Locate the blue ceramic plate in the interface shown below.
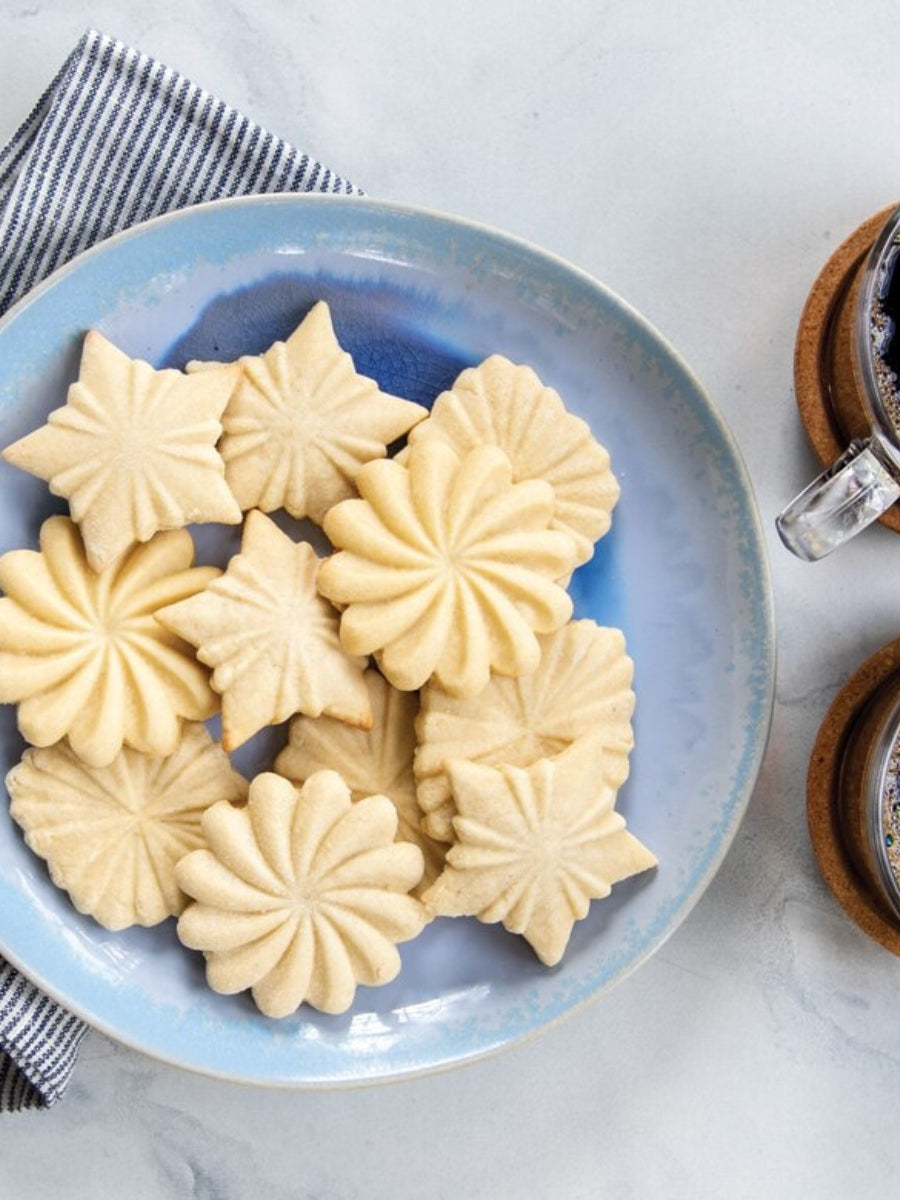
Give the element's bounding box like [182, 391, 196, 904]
[0, 196, 774, 1086]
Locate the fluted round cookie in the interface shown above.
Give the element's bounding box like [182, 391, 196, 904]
[188, 300, 427, 524]
[2, 330, 241, 572]
[275, 668, 445, 893]
[403, 354, 619, 569]
[317, 440, 579, 698]
[176, 770, 426, 1017]
[422, 736, 656, 967]
[6, 724, 248, 931]
[415, 620, 635, 842]
[0, 516, 221, 767]
[157, 510, 371, 752]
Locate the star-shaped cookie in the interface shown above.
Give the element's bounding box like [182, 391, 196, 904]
[2, 330, 242, 571]
[157, 509, 372, 751]
[193, 300, 427, 524]
[422, 736, 656, 966]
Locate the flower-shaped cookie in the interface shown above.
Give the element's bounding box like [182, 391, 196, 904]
[176, 770, 426, 1016]
[423, 737, 656, 966]
[6, 724, 248, 930]
[317, 440, 578, 697]
[275, 669, 445, 892]
[415, 620, 635, 841]
[403, 354, 620, 568]
[192, 300, 427, 524]
[2, 330, 242, 571]
[157, 509, 371, 751]
[0, 516, 220, 766]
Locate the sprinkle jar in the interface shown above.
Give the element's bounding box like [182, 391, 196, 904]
[839, 677, 900, 924]
[808, 636, 900, 953]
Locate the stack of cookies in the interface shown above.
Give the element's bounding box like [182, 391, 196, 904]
[0, 299, 655, 1019]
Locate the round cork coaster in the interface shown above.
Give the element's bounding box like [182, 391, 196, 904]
[793, 203, 900, 533]
[807, 637, 900, 954]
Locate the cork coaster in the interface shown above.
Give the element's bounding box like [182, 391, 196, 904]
[807, 637, 900, 954]
[793, 203, 900, 532]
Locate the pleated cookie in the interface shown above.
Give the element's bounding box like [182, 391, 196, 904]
[0, 516, 221, 767]
[422, 736, 656, 966]
[403, 354, 619, 569]
[2, 330, 241, 572]
[6, 724, 248, 931]
[415, 620, 635, 842]
[188, 300, 427, 524]
[317, 439, 579, 697]
[176, 770, 426, 1016]
[275, 668, 445, 893]
[157, 509, 371, 751]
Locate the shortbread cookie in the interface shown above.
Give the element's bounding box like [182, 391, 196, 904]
[275, 669, 444, 892]
[317, 440, 579, 697]
[422, 737, 656, 966]
[0, 516, 220, 767]
[188, 300, 427, 524]
[415, 620, 635, 841]
[176, 770, 426, 1016]
[402, 354, 619, 569]
[2, 330, 242, 571]
[6, 724, 247, 931]
[157, 509, 371, 751]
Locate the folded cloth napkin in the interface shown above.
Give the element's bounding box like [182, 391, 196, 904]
[0, 27, 359, 1111]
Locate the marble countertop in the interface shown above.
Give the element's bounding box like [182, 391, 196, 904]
[1, 2, 898, 1196]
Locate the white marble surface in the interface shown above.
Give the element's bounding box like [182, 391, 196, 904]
[1, 2, 899, 1196]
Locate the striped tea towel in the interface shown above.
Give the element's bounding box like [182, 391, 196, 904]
[0, 27, 359, 1111]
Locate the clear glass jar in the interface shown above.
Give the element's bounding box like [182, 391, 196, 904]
[839, 676, 900, 924]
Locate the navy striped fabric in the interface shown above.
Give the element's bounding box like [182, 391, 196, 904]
[0, 28, 358, 1110]
[0, 27, 358, 318]
[0, 962, 87, 1111]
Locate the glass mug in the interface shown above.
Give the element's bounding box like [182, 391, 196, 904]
[777, 204, 900, 560]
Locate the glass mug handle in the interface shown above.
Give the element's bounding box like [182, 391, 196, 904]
[776, 436, 900, 560]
